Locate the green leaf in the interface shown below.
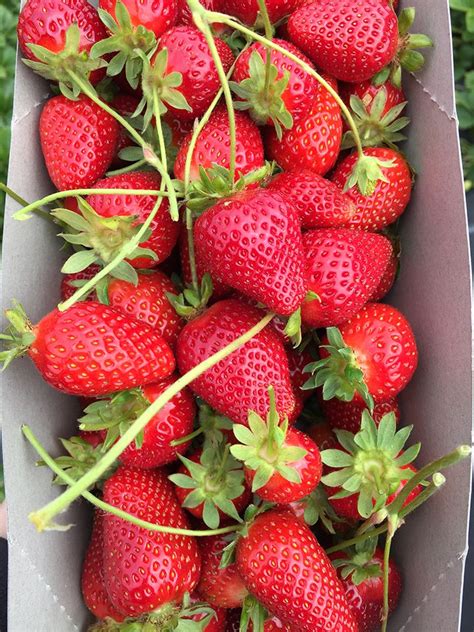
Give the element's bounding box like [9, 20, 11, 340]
[61, 250, 98, 274]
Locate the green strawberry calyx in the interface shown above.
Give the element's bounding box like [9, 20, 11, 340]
[240, 595, 269, 632]
[331, 537, 383, 585]
[302, 327, 374, 410]
[374, 8, 433, 89]
[342, 88, 410, 151]
[167, 273, 215, 319]
[0, 301, 36, 369]
[230, 386, 307, 493]
[293, 486, 342, 533]
[230, 50, 293, 140]
[321, 411, 421, 519]
[169, 439, 247, 529]
[24, 24, 106, 100]
[345, 153, 395, 197]
[91, 0, 157, 90]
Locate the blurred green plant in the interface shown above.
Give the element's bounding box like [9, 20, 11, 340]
[451, 0, 474, 190]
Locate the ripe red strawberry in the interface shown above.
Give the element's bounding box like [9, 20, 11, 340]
[102, 467, 201, 616]
[82, 510, 125, 621]
[178, 0, 223, 25]
[301, 229, 393, 328]
[288, 0, 398, 83]
[220, 0, 301, 25]
[330, 545, 402, 632]
[267, 170, 356, 229]
[321, 397, 400, 434]
[232, 39, 318, 134]
[305, 303, 417, 406]
[265, 76, 342, 176]
[17, 0, 107, 87]
[39, 95, 120, 191]
[287, 346, 315, 402]
[110, 93, 140, 165]
[369, 248, 398, 301]
[330, 148, 412, 231]
[340, 81, 406, 127]
[171, 444, 252, 528]
[307, 422, 338, 452]
[180, 231, 231, 300]
[107, 270, 183, 348]
[86, 171, 180, 268]
[194, 189, 306, 315]
[80, 376, 196, 469]
[99, 0, 178, 38]
[174, 105, 265, 183]
[156, 26, 234, 121]
[60, 264, 101, 302]
[0, 301, 175, 396]
[231, 393, 322, 503]
[176, 299, 297, 426]
[236, 508, 357, 631]
[196, 535, 249, 608]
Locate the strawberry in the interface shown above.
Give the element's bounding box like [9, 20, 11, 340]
[231, 39, 318, 136]
[188, 598, 228, 632]
[152, 26, 234, 121]
[174, 105, 265, 183]
[107, 270, 183, 348]
[61, 264, 101, 302]
[321, 397, 401, 434]
[82, 510, 125, 621]
[178, 0, 223, 25]
[341, 82, 406, 122]
[196, 535, 249, 608]
[369, 247, 398, 301]
[80, 376, 196, 469]
[176, 299, 297, 426]
[220, 0, 301, 26]
[0, 301, 175, 396]
[180, 230, 231, 301]
[307, 422, 338, 452]
[236, 508, 357, 631]
[287, 346, 315, 402]
[110, 93, 140, 165]
[301, 229, 393, 328]
[102, 467, 201, 617]
[330, 148, 412, 232]
[322, 411, 422, 520]
[305, 303, 418, 407]
[231, 387, 322, 503]
[39, 95, 120, 191]
[99, 0, 178, 38]
[17, 0, 106, 90]
[265, 76, 342, 176]
[194, 188, 307, 315]
[287, 0, 399, 83]
[170, 443, 252, 528]
[267, 170, 357, 230]
[330, 542, 402, 632]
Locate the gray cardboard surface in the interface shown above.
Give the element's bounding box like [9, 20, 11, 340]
[1, 0, 472, 631]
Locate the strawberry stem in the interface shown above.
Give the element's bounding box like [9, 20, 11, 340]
[106, 158, 148, 177]
[22, 425, 240, 537]
[28, 312, 274, 531]
[171, 426, 204, 447]
[381, 520, 395, 632]
[152, 87, 169, 175]
[0, 183, 52, 222]
[256, 0, 274, 97]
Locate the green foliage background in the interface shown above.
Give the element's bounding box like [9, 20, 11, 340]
[0, 3, 473, 230]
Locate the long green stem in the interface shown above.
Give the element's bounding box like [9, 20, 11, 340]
[185, 206, 199, 291]
[188, 0, 237, 184]
[0, 183, 52, 222]
[381, 521, 395, 632]
[107, 159, 147, 177]
[153, 88, 169, 175]
[29, 312, 274, 531]
[257, 0, 274, 96]
[59, 194, 164, 310]
[23, 426, 239, 537]
[171, 426, 204, 447]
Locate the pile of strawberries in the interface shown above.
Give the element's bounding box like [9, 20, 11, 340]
[2, 0, 468, 631]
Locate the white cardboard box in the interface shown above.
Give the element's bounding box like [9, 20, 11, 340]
[1, 0, 473, 630]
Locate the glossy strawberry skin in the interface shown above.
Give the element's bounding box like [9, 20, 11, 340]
[60, 264, 101, 302]
[330, 148, 412, 231]
[107, 270, 183, 348]
[307, 422, 338, 452]
[174, 105, 265, 183]
[220, 0, 301, 25]
[180, 230, 231, 300]
[30, 301, 175, 396]
[233, 39, 318, 126]
[321, 302, 418, 403]
[265, 76, 342, 176]
[194, 189, 307, 316]
[330, 548, 402, 632]
[236, 508, 357, 631]
[119, 377, 196, 469]
[340, 80, 406, 130]
[288, 0, 399, 83]
[157, 26, 234, 121]
[301, 229, 393, 328]
[177, 0, 223, 25]
[267, 170, 356, 229]
[321, 397, 400, 434]
[103, 467, 201, 617]
[176, 299, 297, 426]
[81, 511, 125, 621]
[17, 0, 107, 84]
[39, 95, 120, 191]
[87, 172, 180, 268]
[370, 250, 398, 301]
[174, 450, 252, 522]
[245, 428, 322, 504]
[197, 535, 249, 608]
[99, 0, 178, 38]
